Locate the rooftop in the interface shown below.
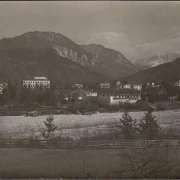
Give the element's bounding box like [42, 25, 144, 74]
[34, 77, 47, 80]
[23, 76, 49, 81]
[100, 83, 110, 88]
[115, 88, 141, 95]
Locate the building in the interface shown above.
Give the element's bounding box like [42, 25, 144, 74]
[74, 84, 84, 89]
[110, 93, 141, 106]
[133, 84, 142, 91]
[175, 79, 180, 86]
[70, 90, 98, 111]
[99, 82, 110, 89]
[0, 82, 8, 94]
[77, 89, 97, 100]
[23, 76, 50, 90]
[123, 84, 131, 89]
[98, 88, 141, 106]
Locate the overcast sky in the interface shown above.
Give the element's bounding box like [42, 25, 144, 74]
[0, 1, 180, 60]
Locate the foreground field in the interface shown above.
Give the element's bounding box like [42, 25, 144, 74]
[0, 148, 180, 178]
[0, 110, 180, 139]
[0, 148, 120, 178]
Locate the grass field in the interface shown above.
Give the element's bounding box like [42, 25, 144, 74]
[0, 148, 121, 178]
[1, 109, 180, 178]
[0, 147, 180, 178]
[0, 110, 180, 139]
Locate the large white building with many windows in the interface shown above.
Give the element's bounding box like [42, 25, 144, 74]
[23, 77, 50, 89]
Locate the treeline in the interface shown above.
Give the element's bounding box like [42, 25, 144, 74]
[0, 81, 56, 107]
[141, 81, 180, 102]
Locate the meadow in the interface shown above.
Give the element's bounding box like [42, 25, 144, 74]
[0, 147, 180, 178]
[0, 110, 180, 139]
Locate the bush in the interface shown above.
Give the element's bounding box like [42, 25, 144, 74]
[108, 104, 121, 112]
[107, 103, 138, 112]
[136, 100, 151, 111]
[123, 103, 138, 110]
[156, 103, 166, 111]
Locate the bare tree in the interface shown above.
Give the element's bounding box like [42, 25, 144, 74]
[116, 140, 180, 178]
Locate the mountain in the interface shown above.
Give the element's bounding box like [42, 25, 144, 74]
[123, 57, 180, 83]
[134, 53, 180, 70]
[81, 44, 138, 78]
[0, 35, 110, 85]
[0, 31, 137, 84]
[0, 31, 96, 68]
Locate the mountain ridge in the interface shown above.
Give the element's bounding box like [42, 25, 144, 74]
[0, 46, 110, 86]
[134, 52, 180, 70]
[123, 57, 180, 83]
[81, 44, 138, 78]
[0, 31, 137, 84]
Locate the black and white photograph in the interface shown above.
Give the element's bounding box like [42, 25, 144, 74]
[0, 1, 180, 179]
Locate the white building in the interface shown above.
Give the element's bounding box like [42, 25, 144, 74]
[23, 77, 50, 90]
[123, 84, 131, 89]
[133, 84, 142, 91]
[100, 82, 110, 89]
[110, 93, 141, 106]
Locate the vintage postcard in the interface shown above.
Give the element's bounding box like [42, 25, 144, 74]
[0, 1, 180, 179]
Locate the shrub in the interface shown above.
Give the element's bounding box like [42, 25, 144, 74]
[156, 103, 166, 111]
[136, 100, 150, 111]
[108, 104, 121, 112]
[123, 103, 138, 110]
[39, 115, 57, 140]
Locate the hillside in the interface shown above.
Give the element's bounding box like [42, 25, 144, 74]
[134, 53, 180, 70]
[0, 47, 110, 86]
[0, 31, 137, 84]
[124, 57, 180, 83]
[0, 31, 96, 68]
[81, 44, 138, 78]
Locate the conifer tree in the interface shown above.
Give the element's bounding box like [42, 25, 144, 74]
[139, 109, 159, 140]
[118, 111, 137, 140]
[40, 115, 57, 140]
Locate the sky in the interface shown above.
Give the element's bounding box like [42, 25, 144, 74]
[0, 1, 180, 60]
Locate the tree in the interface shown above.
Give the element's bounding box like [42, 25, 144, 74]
[58, 91, 67, 107]
[117, 111, 137, 140]
[139, 109, 159, 140]
[0, 88, 9, 105]
[40, 115, 57, 140]
[117, 141, 180, 178]
[6, 80, 17, 104]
